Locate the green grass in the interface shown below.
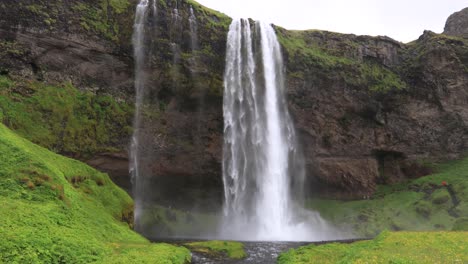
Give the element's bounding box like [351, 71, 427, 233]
[102, 243, 190, 264]
[0, 123, 190, 263]
[184, 240, 247, 259]
[278, 231, 468, 264]
[308, 157, 468, 237]
[0, 76, 132, 158]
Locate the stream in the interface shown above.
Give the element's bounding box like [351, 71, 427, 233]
[190, 241, 307, 264]
[154, 239, 367, 264]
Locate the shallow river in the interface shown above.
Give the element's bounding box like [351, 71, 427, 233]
[190, 241, 307, 264]
[154, 239, 365, 264]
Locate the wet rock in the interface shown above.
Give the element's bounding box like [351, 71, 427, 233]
[315, 158, 378, 199]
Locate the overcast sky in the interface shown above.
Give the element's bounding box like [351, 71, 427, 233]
[195, 0, 467, 43]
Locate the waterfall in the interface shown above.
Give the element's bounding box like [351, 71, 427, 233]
[189, 6, 199, 52]
[222, 19, 334, 241]
[171, 0, 180, 25]
[130, 0, 159, 231]
[130, 0, 149, 231]
[152, 0, 157, 16]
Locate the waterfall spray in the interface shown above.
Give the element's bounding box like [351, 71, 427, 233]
[222, 19, 335, 241]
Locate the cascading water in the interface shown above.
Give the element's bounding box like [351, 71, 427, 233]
[189, 6, 199, 52]
[152, 0, 157, 16]
[222, 19, 335, 241]
[130, 0, 149, 231]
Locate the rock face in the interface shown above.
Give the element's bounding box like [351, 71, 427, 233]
[0, 1, 467, 206]
[278, 28, 468, 198]
[444, 7, 468, 38]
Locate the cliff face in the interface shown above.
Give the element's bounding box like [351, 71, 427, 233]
[444, 7, 468, 38]
[278, 29, 468, 198]
[0, 1, 467, 207]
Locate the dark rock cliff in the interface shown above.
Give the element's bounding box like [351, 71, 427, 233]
[444, 7, 468, 38]
[277, 29, 468, 199]
[0, 1, 467, 207]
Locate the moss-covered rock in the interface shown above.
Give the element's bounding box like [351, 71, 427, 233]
[0, 75, 133, 159]
[307, 156, 468, 237]
[184, 240, 246, 259]
[452, 217, 468, 231]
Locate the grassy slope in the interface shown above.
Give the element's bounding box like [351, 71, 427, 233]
[307, 157, 468, 237]
[0, 124, 189, 263]
[278, 231, 468, 264]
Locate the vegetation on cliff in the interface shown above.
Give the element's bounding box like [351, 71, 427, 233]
[0, 75, 133, 158]
[0, 123, 190, 263]
[308, 156, 468, 237]
[276, 28, 408, 93]
[278, 231, 468, 264]
[12, 0, 134, 43]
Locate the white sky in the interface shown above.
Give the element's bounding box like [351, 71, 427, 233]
[196, 0, 468, 43]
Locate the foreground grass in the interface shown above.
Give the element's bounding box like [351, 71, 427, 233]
[278, 231, 468, 264]
[308, 157, 468, 237]
[184, 241, 247, 259]
[0, 124, 189, 263]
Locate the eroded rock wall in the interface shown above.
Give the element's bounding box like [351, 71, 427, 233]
[1, 1, 467, 204]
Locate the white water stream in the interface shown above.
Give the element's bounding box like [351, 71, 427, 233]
[222, 19, 334, 241]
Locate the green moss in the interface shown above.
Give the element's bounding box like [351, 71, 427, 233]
[24, 3, 58, 29]
[72, 0, 131, 42]
[108, 0, 130, 14]
[186, 0, 231, 30]
[432, 189, 450, 205]
[138, 205, 220, 238]
[415, 200, 432, 217]
[0, 76, 133, 158]
[184, 241, 246, 259]
[276, 29, 408, 93]
[308, 156, 468, 237]
[0, 41, 26, 57]
[0, 124, 190, 263]
[26, 4, 50, 18]
[359, 63, 407, 92]
[0, 75, 13, 89]
[452, 218, 468, 231]
[278, 231, 468, 264]
[276, 30, 353, 71]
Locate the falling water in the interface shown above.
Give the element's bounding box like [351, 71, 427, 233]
[130, 0, 150, 231]
[152, 0, 157, 16]
[189, 6, 199, 52]
[222, 19, 334, 241]
[171, 0, 180, 25]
